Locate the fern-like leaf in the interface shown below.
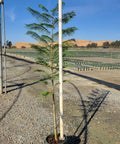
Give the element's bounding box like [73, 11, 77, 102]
[39, 4, 48, 12]
[26, 31, 47, 43]
[26, 23, 50, 35]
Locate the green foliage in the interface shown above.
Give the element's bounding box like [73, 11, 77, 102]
[26, 3, 77, 42]
[26, 1, 77, 86]
[87, 43, 97, 48]
[39, 80, 49, 85]
[86, 44, 91, 48]
[103, 41, 110, 48]
[110, 40, 120, 48]
[41, 90, 52, 97]
[6, 40, 12, 48]
[67, 50, 120, 59]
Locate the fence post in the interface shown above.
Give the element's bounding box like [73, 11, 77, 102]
[0, 3, 3, 94]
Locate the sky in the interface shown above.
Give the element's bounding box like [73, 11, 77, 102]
[2, 0, 120, 44]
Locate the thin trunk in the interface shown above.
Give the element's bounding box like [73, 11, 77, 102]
[51, 19, 58, 141]
[51, 57, 58, 141]
[52, 79, 58, 141]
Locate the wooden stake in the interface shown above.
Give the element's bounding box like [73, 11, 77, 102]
[59, 0, 64, 140]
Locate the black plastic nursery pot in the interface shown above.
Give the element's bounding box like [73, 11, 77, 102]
[45, 134, 67, 144]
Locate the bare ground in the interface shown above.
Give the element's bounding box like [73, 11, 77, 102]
[0, 55, 120, 144]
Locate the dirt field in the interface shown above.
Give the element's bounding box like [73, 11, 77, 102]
[0, 55, 120, 144]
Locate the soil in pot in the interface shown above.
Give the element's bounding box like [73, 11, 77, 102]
[46, 134, 66, 144]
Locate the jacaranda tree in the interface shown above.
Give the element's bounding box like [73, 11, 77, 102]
[26, 1, 77, 142]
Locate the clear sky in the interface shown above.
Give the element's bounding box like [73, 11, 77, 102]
[2, 0, 120, 44]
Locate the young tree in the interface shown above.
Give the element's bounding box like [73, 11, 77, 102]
[26, 2, 77, 142]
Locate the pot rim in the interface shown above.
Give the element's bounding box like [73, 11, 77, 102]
[45, 133, 67, 144]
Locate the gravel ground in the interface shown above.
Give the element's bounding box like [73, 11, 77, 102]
[0, 55, 120, 144]
[0, 57, 52, 144]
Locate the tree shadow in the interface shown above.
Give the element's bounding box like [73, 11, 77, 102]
[69, 82, 109, 144]
[0, 84, 23, 122]
[6, 81, 38, 93]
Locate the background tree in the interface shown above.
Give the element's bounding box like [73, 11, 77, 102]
[111, 40, 120, 48]
[103, 40, 120, 49]
[6, 40, 12, 48]
[91, 43, 97, 48]
[110, 42, 115, 48]
[26, 2, 77, 142]
[103, 41, 110, 48]
[87, 44, 91, 48]
[114, 40, 119, 48]
[87, 43, 97, 48]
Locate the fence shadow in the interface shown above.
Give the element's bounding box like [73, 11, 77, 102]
[6, 54, 35, 64]
[64, 69, 120, 90]
[68, 82, 109, 144]
[6, 76, 50, 93]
